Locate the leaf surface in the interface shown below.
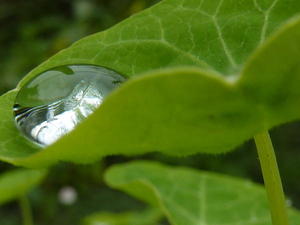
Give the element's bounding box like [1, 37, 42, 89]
[18, 0, 300, 79]
[105, 161, 300, 225]
[0, 91, 38, 164]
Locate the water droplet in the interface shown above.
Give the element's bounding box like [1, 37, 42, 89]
[14, 65, 125, 147]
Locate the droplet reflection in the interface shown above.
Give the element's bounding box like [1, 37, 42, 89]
[14, 65, 125, 147]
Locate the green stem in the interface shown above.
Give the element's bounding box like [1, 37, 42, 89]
[254, 131, 289, 225]
[19, 195, 33, 225]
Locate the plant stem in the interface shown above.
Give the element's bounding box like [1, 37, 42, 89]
[19, 195, 33, 225]
[254, 131, 289, 225]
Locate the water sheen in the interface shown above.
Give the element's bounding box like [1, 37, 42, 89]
[14, 65, 125, 147]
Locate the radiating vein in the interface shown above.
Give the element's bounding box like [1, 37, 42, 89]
[213, 18, 237, 68]
[214, 0, 225, 16]
[259, 0, 279, 44]
[253, 0, 263, 13]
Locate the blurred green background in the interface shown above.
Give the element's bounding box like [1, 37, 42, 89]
[0, 0, 299, 225]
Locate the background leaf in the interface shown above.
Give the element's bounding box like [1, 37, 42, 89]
[0, 169, 46, 205]
[105, 161, 300, 225]
[82, 208, 163, 225]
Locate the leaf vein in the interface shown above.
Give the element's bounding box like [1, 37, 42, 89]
[213, 18, 237, 68]
[259, 0, 279, 44]
[90, 39, 211, 69]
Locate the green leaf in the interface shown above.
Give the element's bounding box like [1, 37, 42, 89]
[18, 0, 300, 79]
[82, 208, 163, 225]
[237, 15, 300, 127]
[0, 91, 39, 164]
[1, 0, 300, 167]
[105, 161, 300, 225]
[0, 169, 46, 205]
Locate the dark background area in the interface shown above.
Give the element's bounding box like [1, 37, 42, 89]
[0, 0, 299, 225]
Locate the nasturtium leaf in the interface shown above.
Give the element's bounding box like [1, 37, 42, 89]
[18, 0, 300, 80]
[1, 0, 300, 167]
[105, 161, 300, 225]
[0, 91, 39, 163]
[238, 16, 300, 127]
[0, 169, 46, 205]
[82, 208, 163, 225]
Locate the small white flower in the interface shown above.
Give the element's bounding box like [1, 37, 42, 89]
[58, 186, 78, 205]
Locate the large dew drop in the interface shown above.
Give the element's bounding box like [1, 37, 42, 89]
[14, 65, 125, 147]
